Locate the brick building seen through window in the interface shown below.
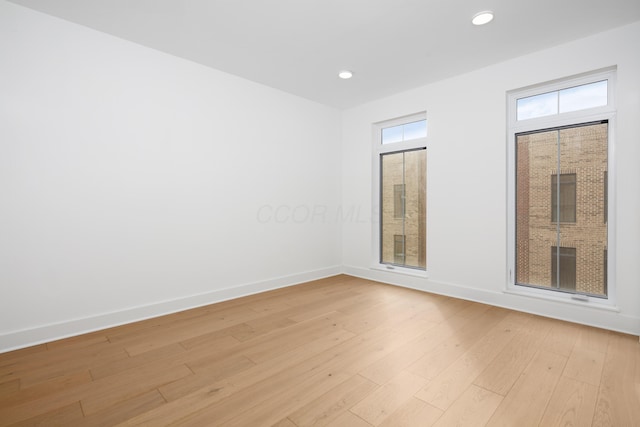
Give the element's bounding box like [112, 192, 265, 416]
[516, 122, 607, 296]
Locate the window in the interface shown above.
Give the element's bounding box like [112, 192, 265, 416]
[516, 80, 608, 120]
[373, 113, 427, 272]
[380, 149, 426, 269]
[508, 69, 614, 301]
[551, 173, 576, 222]
[382, 119, 427, 144]
[551, 247, 576, 290]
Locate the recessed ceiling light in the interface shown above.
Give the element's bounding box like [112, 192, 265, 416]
[338, 70, 353, 79]
[472, 11, 494, 26]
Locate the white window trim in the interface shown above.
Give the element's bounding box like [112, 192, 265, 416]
[506, 68, 617, 308]
[372, 112, 428, 277]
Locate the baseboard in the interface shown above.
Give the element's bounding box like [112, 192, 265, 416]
[3, 263, 636, 354]
[341, 265, 640, 337]
[0, 266, 342, 353]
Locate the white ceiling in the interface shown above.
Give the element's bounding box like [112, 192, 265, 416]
[8, 0, 640, 109]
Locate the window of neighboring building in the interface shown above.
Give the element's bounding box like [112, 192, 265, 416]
[373, 113, 427, 273]
[551, 173, 576, 222]
[508, 68, 615, 302]
[394, 235, 406, 264]
[551, 247, 576, 290]
[394, 184, 405, 218]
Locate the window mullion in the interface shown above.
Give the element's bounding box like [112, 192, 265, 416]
[556, 130, 561, 289]
[402, 152, 406, 265]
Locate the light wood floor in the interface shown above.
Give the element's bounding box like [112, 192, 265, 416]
[1, 275, 639, 426]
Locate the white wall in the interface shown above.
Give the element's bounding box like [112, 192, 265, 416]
[342, 21, 640, 335]
[0, 1, 342, 352]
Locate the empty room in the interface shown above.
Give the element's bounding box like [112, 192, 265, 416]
[1, 0, 639, 425]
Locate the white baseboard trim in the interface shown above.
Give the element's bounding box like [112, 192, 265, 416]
[342, 265, 640, 337]
[0, 266, 342, 354]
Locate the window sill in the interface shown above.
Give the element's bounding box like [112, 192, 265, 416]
[504, 286, 619, 313]
[371, 264, 428, 279]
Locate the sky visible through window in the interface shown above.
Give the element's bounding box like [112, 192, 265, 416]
[382, 119, 427, 144]
[517, 80, 607, 120]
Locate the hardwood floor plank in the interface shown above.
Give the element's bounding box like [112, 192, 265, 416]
[121, 306, 260, 356]
[187, 353, 255, 377]
[485, 350, 567, 426]
[9, 401, 84, 427]
[278, 289, 365, 323]
[0, 379, 20, 397]
[326, 411, 373, 427]
[244, 294, 295, 315]
[408, 307, 508, 381]
[89, 343, 186, 381]
[575, 325, 611, 354]
[159, 328, 355, 402]
[240, 314, 345, 364]
[562, 346, 605, 387]
[358, 321, 454, 385]
[378, 397, 442, 427]
[226, 315, 298, 342]
[179, 327, 242, 351]
[115, 380, 237, 426]
[0, 384, 89, 427]
[592, 332, 640, 426]
[335, 299, 422, 335]
[539, 376, 598, 427]
[540, 320, 581, 357]
[164, 356, 350, 425]
[287, 374, 377, 427]
[350, 370, 428, 426]
[1, 340, 128, 388]
[78, 390, 166, 427]
[271, 418, 298, 427]
[415, 316, 518, 411]
[430, 384, 502, 427]
[473, 314, 552, 396]
[0, 345, 47, 367]
[0, 369, 92, 410]
[79, 361, 192, 415]
[214, 370, 353, 427]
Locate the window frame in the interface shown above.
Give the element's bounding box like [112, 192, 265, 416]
[372, 112, 428, 277]
[506, 68, 616, 307]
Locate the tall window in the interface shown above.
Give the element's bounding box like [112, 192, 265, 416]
[374, 113, 427, 272]
[508, 69, 614, 301]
